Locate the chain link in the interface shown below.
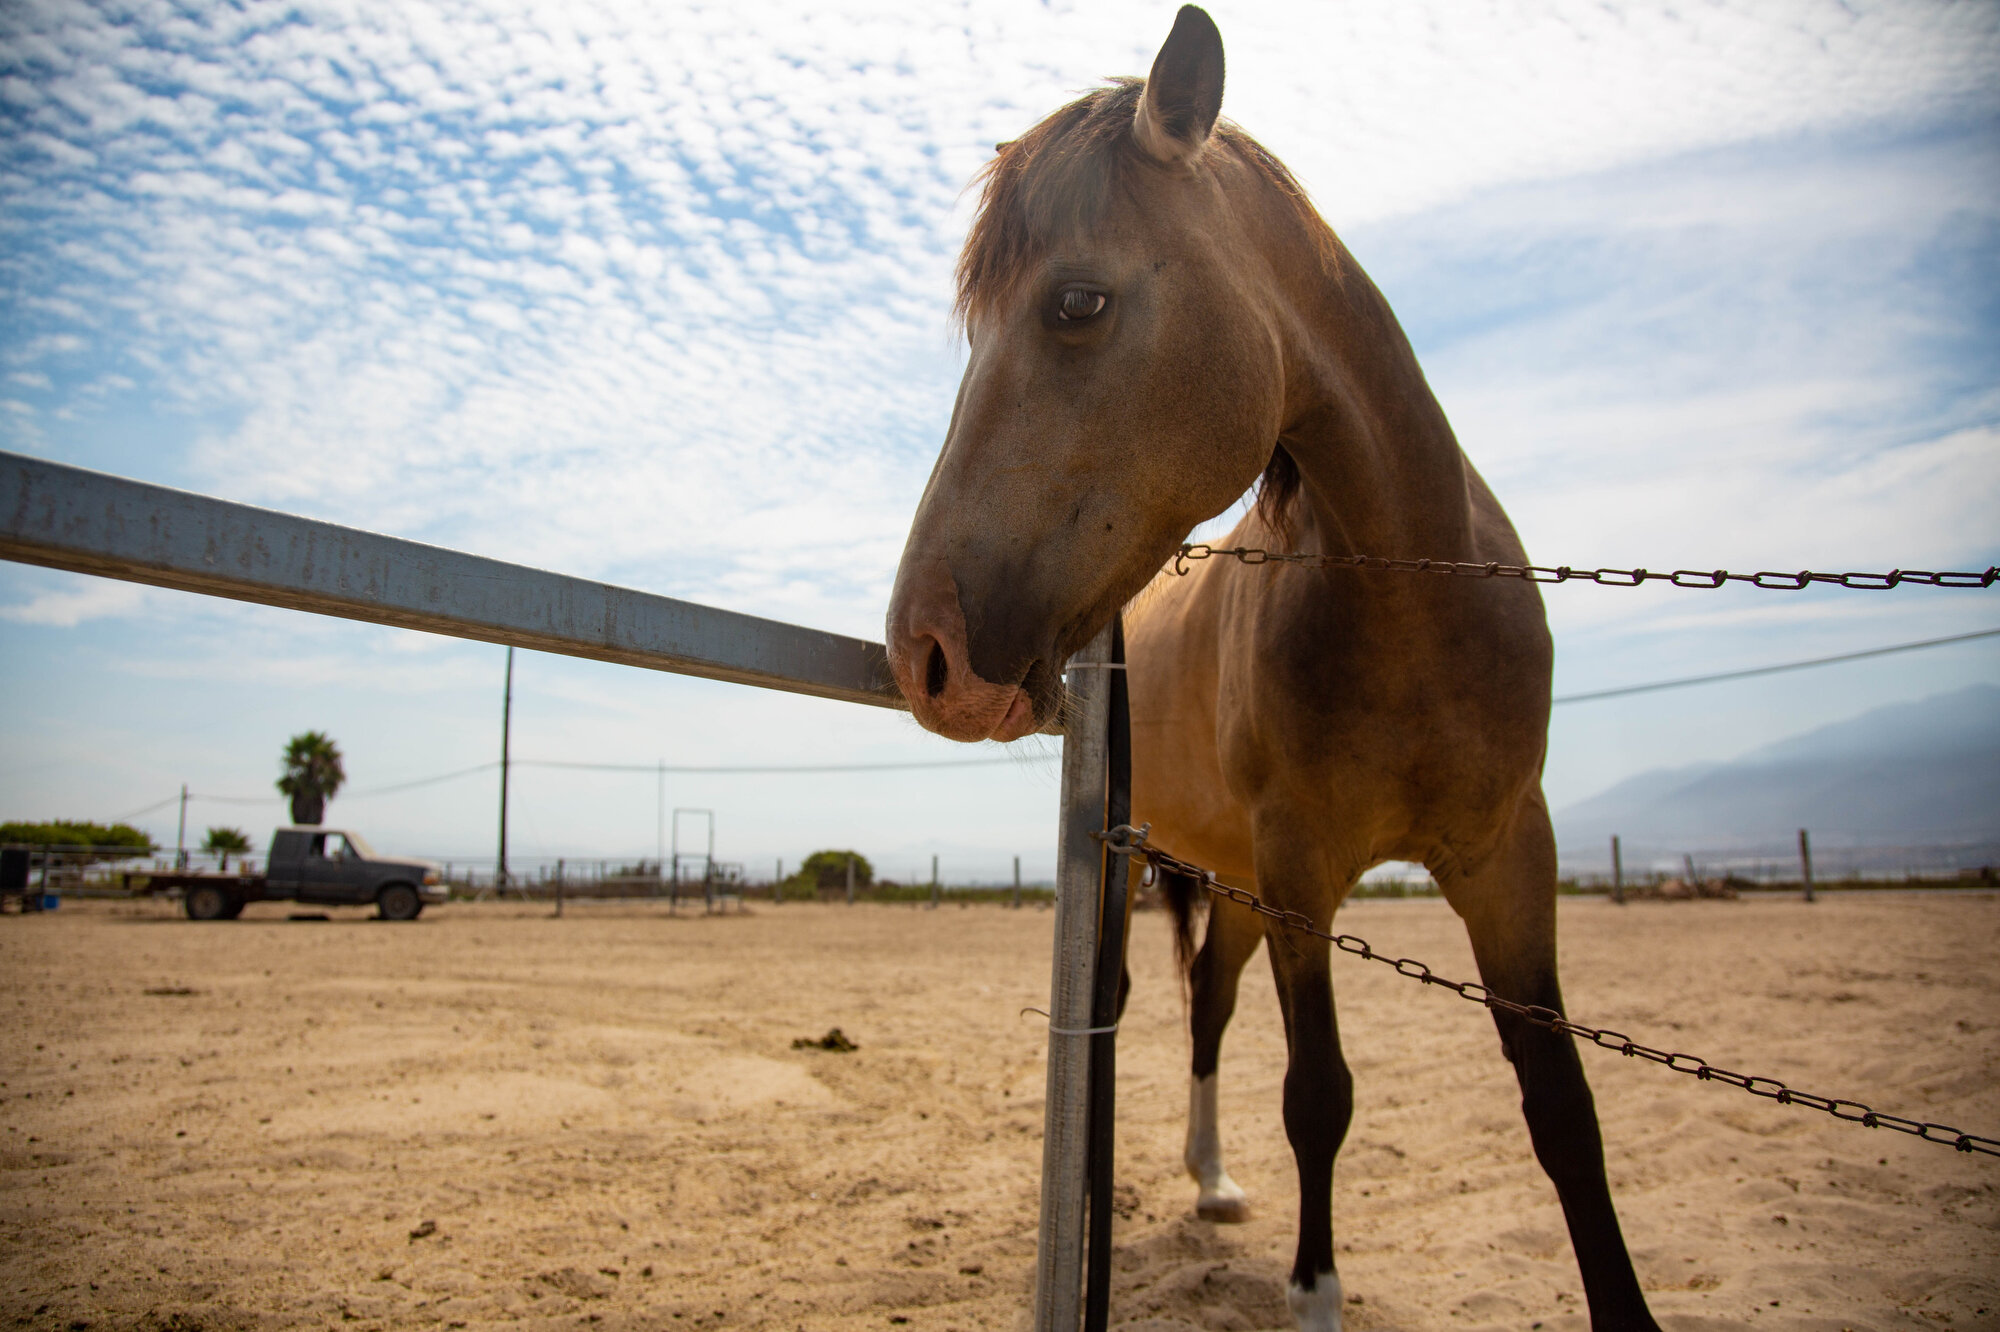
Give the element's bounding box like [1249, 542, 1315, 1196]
[1095, 824, 1999, 1158]
[1173, 544, 2000, 590]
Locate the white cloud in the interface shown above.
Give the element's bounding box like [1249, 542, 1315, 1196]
[0, 576, 147, 626]
[1, 0, 1996, 864]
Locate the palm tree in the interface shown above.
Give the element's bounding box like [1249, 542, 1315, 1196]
[277, 731, 346, 825]
[201, 826, 252, 871]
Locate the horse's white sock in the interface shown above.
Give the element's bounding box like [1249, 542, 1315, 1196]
[1287, 1271, 1344, 1332]
[1185, 1072, 1249, 1221]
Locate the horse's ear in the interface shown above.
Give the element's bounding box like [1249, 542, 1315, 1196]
[1134, 5, 1225, 164]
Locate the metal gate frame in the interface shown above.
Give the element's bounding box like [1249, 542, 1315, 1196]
[1, 448, 1112, 1329]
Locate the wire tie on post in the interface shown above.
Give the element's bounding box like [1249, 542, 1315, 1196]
[1019, 1006, 1120, 1037]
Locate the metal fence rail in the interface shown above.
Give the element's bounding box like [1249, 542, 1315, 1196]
[1, 450, 901, 711]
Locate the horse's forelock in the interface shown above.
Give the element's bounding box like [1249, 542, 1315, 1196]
[954, 80, 1147, 328]
[953, 79, 1339, 334]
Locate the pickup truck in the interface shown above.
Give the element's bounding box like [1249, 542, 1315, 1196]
[147, 828, 445, 921]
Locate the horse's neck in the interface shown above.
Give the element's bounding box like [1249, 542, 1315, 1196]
[1273, 237, 1475, 562]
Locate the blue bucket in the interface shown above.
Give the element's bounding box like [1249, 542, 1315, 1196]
[38, 895, 58, 911]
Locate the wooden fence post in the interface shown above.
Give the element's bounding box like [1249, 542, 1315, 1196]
[1799, 828, 1815, 903]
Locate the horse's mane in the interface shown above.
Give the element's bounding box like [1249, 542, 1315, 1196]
[955, 77, 1325, 537]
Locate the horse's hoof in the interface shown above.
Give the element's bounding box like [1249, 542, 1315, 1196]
[1288, 1273, 1344, 1332]
[1195, 1194, 1251, 1223]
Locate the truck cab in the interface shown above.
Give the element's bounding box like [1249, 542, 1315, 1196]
[265, 827, 444, 919]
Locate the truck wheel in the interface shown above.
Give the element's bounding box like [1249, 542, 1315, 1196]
[185, 884, 232, 921]
[377, 884, 422, 921]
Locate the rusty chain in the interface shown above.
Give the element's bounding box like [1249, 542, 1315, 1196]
[1173, 543, 2000, 590]
[1095, 824, 1999, 1158]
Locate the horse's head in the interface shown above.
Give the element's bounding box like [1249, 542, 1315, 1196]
[888, 6, 1309, 741]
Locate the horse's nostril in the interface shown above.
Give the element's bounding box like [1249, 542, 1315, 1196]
[925, 641, 949, 698]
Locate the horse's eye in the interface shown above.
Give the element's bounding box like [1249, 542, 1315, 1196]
[1057, 288, 1107, 322]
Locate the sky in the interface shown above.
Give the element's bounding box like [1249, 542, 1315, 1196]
[2, 0, 1997, 882]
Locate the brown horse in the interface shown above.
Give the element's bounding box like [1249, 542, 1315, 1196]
[885, 8, 1660, 1329]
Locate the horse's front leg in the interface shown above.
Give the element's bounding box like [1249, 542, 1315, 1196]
[1446, 794, 1661, 1331]
[1257, 842, 1354, 1332]
[1185, 894, 1262, 1221]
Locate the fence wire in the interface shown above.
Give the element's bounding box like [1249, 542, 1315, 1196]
[1175, 543, 2000, 590]
[1098, 823, 1999, 1159]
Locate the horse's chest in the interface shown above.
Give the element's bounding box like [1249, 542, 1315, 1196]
[1217, 600, 1542, 825]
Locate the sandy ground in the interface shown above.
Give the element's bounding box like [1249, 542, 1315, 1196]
[1, 893, 1996, 1332]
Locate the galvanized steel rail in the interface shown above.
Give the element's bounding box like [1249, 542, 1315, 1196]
[0, 451, 902, 711]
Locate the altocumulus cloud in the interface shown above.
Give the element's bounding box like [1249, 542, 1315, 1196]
[2, 0, 1998, 866]
[4, 0, 1997, 642]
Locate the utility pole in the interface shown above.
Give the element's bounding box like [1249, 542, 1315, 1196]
[1798, 828, 1815, 904]
[1610, 835, 1623, 906]
[497, 646, 513, 894]
[176, 783, 189, 869]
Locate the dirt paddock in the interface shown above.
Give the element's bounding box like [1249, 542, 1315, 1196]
[1, 894, 1995, 1331]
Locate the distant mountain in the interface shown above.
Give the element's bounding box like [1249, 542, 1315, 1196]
[1553, 684, 2000, 872]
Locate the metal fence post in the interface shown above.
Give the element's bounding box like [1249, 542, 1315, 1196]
[930, 853, 939, 909]
[1799, 828, 1815, 903]
[1033, 620, 1114, 1332]
[1014, 854, 1022, 909]
[1611, 834, 1623, 906]
[846, 856, 855, 906]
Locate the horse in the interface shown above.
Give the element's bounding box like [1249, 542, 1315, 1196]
[883, 7, 1661, 1329]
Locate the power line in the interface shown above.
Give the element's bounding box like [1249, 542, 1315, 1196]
[1553, 626, 2000, 705]
[347, 762, 501, 797]
[114, 628, 1990, 819]
[113, 795, 181, 822]
[517, 757, 1032, 775]
[114, 755, 1033, 820]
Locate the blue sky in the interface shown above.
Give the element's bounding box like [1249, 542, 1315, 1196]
[3, 0, 1997, 880]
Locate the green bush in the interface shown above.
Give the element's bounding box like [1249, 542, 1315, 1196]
[0, 821, 155, 855]
[777, 849, 873, 900]
[800, 849, 872, 887]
